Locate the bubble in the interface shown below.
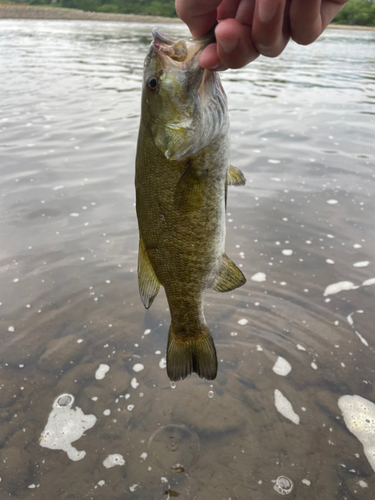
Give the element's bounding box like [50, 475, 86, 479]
[170, 381, 176, 389]
[274, 476, 294, 495]
[208, 390, 214, 399]
[159, 357, 166, 369]
[56, 394, 74, 408]
[103, 454, 125, 468]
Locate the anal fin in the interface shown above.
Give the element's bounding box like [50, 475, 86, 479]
[211, 253, 246, 292]
[227, 165, 246, 186]
[138, 237, 160, 309]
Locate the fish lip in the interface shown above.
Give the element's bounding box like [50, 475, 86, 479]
[152, 27, 178, 46]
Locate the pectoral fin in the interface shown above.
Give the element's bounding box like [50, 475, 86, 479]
[212, 254, 246, 292]
[227, 165, 246, 186]
[138, 237, 160, 309]
[174, 163, 205, 211]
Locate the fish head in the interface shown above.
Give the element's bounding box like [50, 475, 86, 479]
[141, 27, 228, 160]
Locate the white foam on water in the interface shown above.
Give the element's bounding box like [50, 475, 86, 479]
[355, 331, 369, 347]
[274, 389, 300, 425]
[296, 344, 306, 351]
[159, 357, 166, 369]
[95, 364, 110, 380]
[131, 377, 139, 389]
[346, 312, 369, 347]
[302, 479, 311, 486]
[272, 357, 292, 376]
[237, 318, 248, 326]
[140, 452, 148, 460]
[133, 363, 144, 372]
[324, 277, 375, 296]
[338, 395, 375, 472]
[129, 483, 139, 492]
[282, 249, 293, 256]
[323, 281, 356, 296]
[327, 199, 338, 204]
[251, 272, 266, 282]
[353, 261, 369, 268]
[40, 395, 97, 461]
[358, 480, 368, 488]
[103, 454, 125, 468]
[311, 362, 318, 370]
[362, 278, 375, 287]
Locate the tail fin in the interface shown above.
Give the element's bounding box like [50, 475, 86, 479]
[167, 324, 218, 382]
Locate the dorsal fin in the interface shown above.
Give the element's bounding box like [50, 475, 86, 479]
[227, 165, 246, 186]
[138, 237, 160, 309]
[211, 254, 246, 292]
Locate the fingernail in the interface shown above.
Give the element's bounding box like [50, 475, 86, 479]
[219, 38, 238, 54]
[258, 0, 279, 24]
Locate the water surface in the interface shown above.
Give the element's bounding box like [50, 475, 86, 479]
[0, 20, 375, 499]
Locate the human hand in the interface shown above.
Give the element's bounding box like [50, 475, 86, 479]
[175, 0, 349, 70]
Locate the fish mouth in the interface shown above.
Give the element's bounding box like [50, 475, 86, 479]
[151, 26, 216, 64]
[152, 27, 179, 46]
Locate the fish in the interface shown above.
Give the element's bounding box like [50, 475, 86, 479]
[135, 26, 246, 382]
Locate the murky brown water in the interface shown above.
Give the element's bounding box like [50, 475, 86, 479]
[0, 20, 375, 500]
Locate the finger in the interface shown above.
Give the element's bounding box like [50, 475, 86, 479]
[320, 0, 350, 33]
[289, 0, 323, 45]
[234, 0, 256, 26]
[175, 0, 222, 38]
[217, 0, 242, 20]
[199, 43, 228, 71]
[252, 0, 289, 57]
[215, 18, 259, 69]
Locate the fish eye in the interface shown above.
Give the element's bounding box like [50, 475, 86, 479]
[146, 76, 159, 93]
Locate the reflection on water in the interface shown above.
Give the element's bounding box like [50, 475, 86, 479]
[0, 20, 375, 499]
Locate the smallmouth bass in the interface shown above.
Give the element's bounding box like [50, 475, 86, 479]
[135, 27, 246, 382]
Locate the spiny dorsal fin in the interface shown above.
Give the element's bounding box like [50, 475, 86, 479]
[138, 237, 160, 309]
[227, 165, 246, 186]
[211, 254, 246, 292]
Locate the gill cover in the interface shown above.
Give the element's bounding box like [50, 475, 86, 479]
[144, 28, 228, 160]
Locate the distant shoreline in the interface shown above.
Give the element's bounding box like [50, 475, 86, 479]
[0, 5, 183, 23]
[1, 4, 375, 30]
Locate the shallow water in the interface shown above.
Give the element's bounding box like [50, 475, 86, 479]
[0, 20, 375, 499]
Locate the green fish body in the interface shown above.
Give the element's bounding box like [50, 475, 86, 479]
[135, 27, 246, 382]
